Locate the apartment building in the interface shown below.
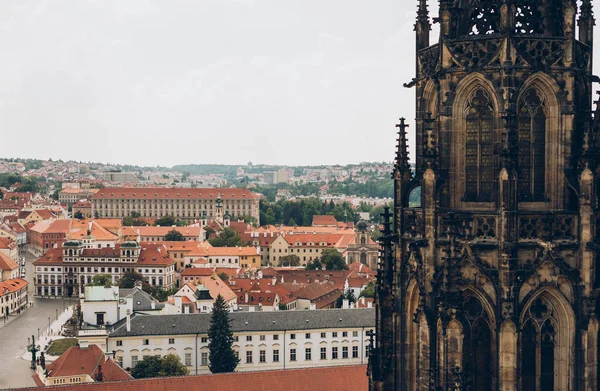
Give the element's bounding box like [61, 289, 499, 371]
[91, 188, 260, 222]
[33, 241, 176, 298]
[100, 308, 374, 375]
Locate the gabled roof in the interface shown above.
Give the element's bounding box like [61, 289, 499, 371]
[68, 221, 119, 241]
[182, 275, 236, 303]
[119, 287, 164, 311]
[110, 308, 375, 337]
[0, 252, 18, 271]
[46, 344, 131, 381]
[312, 215, 338, 226]
[0, 278, 28, 296]
[22, 365, 368, 391]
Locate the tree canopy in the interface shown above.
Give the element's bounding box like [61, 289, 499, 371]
[208, 295, 239, 373]
[318, 249, 348, 270]
[278, 254, 300, 267]
[208, 228, 246, 247]
[164, 229, 184, 241]
[154, 216, 187, 227]
[91, 274, 113, 286]
[131, 354, 188, 378]
[73, 211, 84, 220]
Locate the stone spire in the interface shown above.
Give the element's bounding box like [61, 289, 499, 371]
[394, 118, 411, 178]
[415, 0, 431, 49]
[579, 0, 595, 47]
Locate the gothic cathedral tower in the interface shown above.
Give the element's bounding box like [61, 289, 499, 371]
[369, 1, 600, 390]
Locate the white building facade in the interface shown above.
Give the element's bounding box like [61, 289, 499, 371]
[102, 308, 374, 375]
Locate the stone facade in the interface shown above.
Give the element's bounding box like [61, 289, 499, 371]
[369, 1, 600, 390]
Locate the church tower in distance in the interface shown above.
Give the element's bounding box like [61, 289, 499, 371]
[369, 1, 600, 390]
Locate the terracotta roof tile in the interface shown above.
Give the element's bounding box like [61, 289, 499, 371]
[18, 365, 367, 391]
[0, 252, 18, 270]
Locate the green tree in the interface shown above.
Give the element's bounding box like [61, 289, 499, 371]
[208, 294, 239, 373]
[131, 355, 162, 378]
[130, 211, 141, 218]
[164, 229, 184, 241]
[279, 254, 300, 267]
[73, 211, 84, 219]
[320, 248, 348, 270]
[91, 274, 112, 286]
[118, 270, 152, 293]
[131, 354, 188, 378]
[359, 280, 376, 298]
[154, 215, 176, 227]
[217, 272, 229, 282]
[305, 258, 323, 270]
[336, 289, 357, 308]
[209, 228, 246, 247]
[160, 354, 189, 376]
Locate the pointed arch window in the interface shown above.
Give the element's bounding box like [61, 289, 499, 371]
[518, 89, 546, 201]
[461, 294, 493, 391]
[465, 89, 495, 202]
[468, 0, 500, 35]
[521, 297, 558, 391]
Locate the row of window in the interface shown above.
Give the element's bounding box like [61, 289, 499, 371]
[126, 345, 365, 369]
[245, 346, 361, 363]
[124, 331, 363, 347]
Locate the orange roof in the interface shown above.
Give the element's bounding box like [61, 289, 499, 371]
[0, 278, 28, 295]
[69, 221, 119, 241]
[0, 237, 16, 249]
[138, 243, 177, 266]
[46, 344, 131, 381]
[184, 275, 236, 303]
[21, 365, 367, 391]
[121, 226, 202, 238]
[0, 252, 18, 270]
[73, 201, 92, 208]
[35, 209, 56, 220]
[92, 187, 259, 200]
[33, 243, 176, 267]
[312, 215, 338, 226]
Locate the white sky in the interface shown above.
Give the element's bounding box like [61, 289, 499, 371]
[0, 1, 598, 167]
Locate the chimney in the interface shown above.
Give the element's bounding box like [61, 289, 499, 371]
[126, 314, 131, 332]
[367, 300, 372, 308]
[245, 291, 249, 303]
[135, 280, 143, 290]
[309, 303, 316, 310]
[342, 299, 349, 309]
[151, 301, 156, 309]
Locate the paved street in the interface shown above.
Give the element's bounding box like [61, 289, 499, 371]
[0, 248, 74, 390]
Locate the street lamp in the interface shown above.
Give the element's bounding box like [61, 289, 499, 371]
[48, 317, 51, 334]
[56, 309, 58, 320]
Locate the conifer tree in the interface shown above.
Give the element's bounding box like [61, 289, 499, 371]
[208, 294, 239, 373]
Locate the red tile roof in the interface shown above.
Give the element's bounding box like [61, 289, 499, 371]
[21, 365, 367, 391]
[0, 236, 16, 249]
[0, 252, 18, 270]
[46, 344, 131, 381]
[312, 215, 338, 226]
[92, 187, 259, 200]
[0, 278, 28, 295]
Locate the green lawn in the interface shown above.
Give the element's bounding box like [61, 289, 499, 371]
[46, 338, 78, 356]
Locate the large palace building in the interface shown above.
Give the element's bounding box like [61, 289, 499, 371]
[90, 187, 260, 222]
[370, 1, 600, 390]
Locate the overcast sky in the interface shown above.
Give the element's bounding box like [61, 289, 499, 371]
[0, 1, 599, 168]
